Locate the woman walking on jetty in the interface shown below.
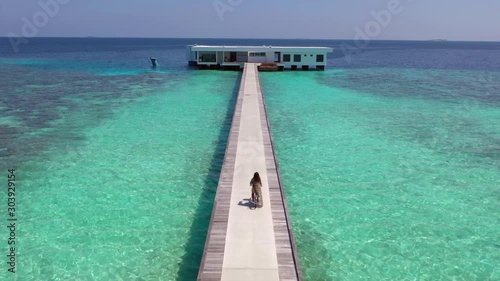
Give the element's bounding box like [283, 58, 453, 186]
[250, 172, 263, 208]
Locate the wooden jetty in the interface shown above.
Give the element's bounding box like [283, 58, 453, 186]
[197, 63, 303, 281]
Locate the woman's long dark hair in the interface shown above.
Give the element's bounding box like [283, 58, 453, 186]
[253, 172, 262, 185]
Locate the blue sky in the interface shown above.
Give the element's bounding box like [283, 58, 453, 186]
[1, 0, 499, 41]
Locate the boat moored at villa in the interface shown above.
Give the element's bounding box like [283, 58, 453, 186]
[186, 45, 333, 70]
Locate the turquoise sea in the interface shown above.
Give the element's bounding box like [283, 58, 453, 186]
[1, 38, 499, 280]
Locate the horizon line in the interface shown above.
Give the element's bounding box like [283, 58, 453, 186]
[1, 36, 500, 43]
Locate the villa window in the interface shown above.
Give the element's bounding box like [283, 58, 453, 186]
[283, 54, 291, 62]
[316, 54, 324, 62]
[200, 53, 216, 62]
[249, 52, 265, 57]
[294, 54, 301, 62]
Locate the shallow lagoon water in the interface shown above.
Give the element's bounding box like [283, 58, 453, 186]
[261, 68, 500, 280]
[1, 38, 499, 280]
[1, 55, 239, 280]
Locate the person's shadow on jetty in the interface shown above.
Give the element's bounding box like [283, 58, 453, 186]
[238, 198, 256, 209]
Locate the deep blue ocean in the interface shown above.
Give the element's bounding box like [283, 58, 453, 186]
[1, 38, 499, 280]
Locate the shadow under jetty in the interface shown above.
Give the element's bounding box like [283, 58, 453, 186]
[175, 72, 242, 281]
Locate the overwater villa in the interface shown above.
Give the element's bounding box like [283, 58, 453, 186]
[186, 45, 333, 70]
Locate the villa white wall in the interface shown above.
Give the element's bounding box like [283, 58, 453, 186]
[248, 52, 280, 63]
[266, 52, 275, 62]
[248, 55, 267, 63]
[280, 52, 327, 68]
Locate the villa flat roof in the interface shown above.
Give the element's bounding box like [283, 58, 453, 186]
[190, 45, 333, 52]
